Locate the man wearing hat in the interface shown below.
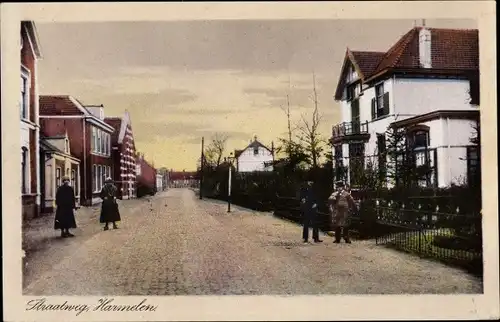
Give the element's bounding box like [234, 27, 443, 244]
[54, 175, 78, 238]
[299, 177, 323, 244]
[99, 177, 121, 230]
[328, 180, 358, 243]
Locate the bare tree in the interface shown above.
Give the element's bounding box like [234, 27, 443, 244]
[297, 72, 326, 168]
[205, 132, 229, 168]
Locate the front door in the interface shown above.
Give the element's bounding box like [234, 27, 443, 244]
[349, 142, 365, 187]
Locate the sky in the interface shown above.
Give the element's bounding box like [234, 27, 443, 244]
[36, 19, 476, 171]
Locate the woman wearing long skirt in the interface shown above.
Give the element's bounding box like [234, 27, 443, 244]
[100, 178, 121, 230]
[54, 176, 78, 237]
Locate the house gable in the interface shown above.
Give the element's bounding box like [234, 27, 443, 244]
[335, 27, 479, 102]
[334, 49, 385, 100]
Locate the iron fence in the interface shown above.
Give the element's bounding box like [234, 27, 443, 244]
[371, 198, 482, 275]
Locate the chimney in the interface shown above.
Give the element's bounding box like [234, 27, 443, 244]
[419, 24, 432, 69]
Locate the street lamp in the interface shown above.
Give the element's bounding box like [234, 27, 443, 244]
[226, 152, 235, 213]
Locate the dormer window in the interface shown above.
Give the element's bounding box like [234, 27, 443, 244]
[345, 84, 360, 102]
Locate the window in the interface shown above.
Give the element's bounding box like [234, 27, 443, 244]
[413, 131, 429, 149]
[56, 167, 61, 188]
[371, 83, 390, 119]
[91, 127, 96, 152]
[21, 147, 28, 194]
[98, 165, 102, 191]
[106, 134, 110, 155]
[93, 164, 97, 192]
[345, 84, 359, 102]
[253, 147, 259, 156]
[65, 139, 69, 153]
[20, 74, 29, 119]
[98, 131, 102, 154]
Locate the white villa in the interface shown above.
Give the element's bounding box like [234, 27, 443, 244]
[332, 25, 480, 189]
[234, 136, 274, 172]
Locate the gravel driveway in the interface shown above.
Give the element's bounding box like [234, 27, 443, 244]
[23, 188, 482, 295]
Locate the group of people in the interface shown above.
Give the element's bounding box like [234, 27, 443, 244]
[300, 179, 358, 244]
[54, 176, 122, 237]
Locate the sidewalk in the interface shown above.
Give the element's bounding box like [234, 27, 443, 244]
[22, 198, 143, 289]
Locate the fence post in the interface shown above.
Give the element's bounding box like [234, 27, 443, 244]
[418, 203, 422, 254]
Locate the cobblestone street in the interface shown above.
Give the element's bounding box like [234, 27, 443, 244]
[23, 189, 482, 295]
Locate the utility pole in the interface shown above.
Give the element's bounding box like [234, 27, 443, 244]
[200, 136, 204, 200]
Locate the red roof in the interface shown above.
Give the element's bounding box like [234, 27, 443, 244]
[368, 27, 478, 80]
[334, 27, 479, 99]
[39, 95, 85, 116]
[350, 51, 386, 78]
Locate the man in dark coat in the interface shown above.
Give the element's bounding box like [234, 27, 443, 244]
[54, 176, 78, 238]
[100, 177, 121, 230]
[300, 179, 323, 244]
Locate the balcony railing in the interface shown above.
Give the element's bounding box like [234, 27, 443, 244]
[332, 121, 369, 139]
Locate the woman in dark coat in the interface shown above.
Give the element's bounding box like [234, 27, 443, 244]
[54, 176, 78, 238]
[100, 177, 121, 230]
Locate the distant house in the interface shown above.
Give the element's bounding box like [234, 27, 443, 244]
[332, 26, 480, 188]
[169, 171, 198, 188]
[20, 21, 42, 220]
[39, 96, 115, 205]
[105, 111, 137, 200]
[39, 131, 81, 213]
[234, 136, 274, 172]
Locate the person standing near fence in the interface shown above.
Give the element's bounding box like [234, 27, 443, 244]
[300, 179, 323, 244]
[328, 181, 357, 243]
[54, 176, 78, 238]
[100, 178, 121, 231]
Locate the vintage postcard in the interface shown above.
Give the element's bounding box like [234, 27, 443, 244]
[2, 1, 498, 321]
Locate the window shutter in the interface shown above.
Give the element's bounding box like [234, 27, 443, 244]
[383, 92, 390, 116]
[371, 98, 376, 120]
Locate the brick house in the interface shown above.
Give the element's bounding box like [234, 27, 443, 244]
[39, 96, 115, 205]
[39, 130, 81, 213]
[20, 21, 42, 221]
[104, 111, 137, 199]
[332, 26, 479, 188]
[136, 153, 157, 196]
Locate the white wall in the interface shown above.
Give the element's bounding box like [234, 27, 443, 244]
[436, 118, 477, 187]
[335, 76, 476, 188]
[393, 78, 474, 117]
[237, 147, 273, 172]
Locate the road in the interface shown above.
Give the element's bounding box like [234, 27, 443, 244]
[23, 188, 482, 295]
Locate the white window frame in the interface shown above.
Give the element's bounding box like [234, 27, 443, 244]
[98, 130, 102, 154]
[20, 68, 30, 120]
[375, 83, 385, 112]
[91, 127, 96, 152]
